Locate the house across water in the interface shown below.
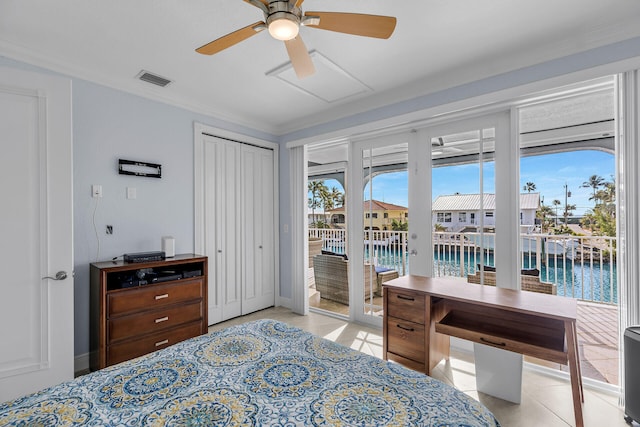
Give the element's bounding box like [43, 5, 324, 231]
[432, 192, 540, 232]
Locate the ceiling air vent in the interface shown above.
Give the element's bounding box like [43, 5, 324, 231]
[136, 70, 172, 87]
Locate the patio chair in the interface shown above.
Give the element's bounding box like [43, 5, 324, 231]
[467, 266, 557, 295]
[313, 254, 381, 304]
[375, 266, 399, 289]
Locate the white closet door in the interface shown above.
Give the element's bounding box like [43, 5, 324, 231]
[204, 137, 241, 323]
[241, 145, 275, 314]
[202, 136, 275, 323]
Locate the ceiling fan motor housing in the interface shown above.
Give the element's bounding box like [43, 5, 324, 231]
[266, 1, 301, 40]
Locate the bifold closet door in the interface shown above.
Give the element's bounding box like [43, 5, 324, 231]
[203, 137, 275, 324]
[205, 137, 242, 323]
[240, 145, 275, 314]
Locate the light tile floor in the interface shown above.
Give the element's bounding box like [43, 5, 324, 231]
[210, 306, 634, 427]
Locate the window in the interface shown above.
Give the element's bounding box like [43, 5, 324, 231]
[372, 213, 378, 219]
[485, 211, 494, 218]
[384, 213, 389, 218]
[437, 212, 452, 222]
[459, 212, 467, 222]
[470, 213, 476, 224]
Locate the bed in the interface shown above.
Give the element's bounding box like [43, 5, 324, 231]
[0, 319, 500, 426]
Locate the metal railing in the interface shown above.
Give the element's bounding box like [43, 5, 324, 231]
[309, 228, 617, 305]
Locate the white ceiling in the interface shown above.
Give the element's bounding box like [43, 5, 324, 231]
[1, 0, 639, 136]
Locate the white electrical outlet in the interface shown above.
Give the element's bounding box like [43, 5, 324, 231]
[127, 187, 137, 199]
[91, 184, 102, 198]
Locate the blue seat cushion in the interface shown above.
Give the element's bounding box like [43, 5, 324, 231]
[375, 266, 393, 273]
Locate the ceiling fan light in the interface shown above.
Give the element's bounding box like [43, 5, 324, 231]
[268, 17, 299, 41]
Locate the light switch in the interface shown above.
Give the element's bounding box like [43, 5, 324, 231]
[127, 187, 137, 199]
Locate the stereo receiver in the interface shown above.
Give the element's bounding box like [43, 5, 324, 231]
[123, 251, 165, 263]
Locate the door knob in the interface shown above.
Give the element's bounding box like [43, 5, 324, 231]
[42, 271, 68, 281]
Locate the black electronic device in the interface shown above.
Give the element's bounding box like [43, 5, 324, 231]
[625, 326, 640, 424]
[151, 273, 183, 283]
[123, 251, 165, 263]
[182, 269, 202, 278]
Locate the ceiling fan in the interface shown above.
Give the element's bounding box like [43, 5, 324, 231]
[195, 0, 397, 79]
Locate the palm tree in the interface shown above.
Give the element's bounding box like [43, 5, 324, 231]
[329, 186, 344, 208]
[552, 199, 561, 226]
[536, 205, 554, 232]
[523, 182, 536, 193]
[308, 180, 329, 225]
[563, 203, 577, 224]
[581, 175, 605, 205]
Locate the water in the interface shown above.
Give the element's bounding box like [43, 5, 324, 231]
[359, 245, 618, 304]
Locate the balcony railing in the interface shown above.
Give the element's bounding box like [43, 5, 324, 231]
[309, 228, 617, 305]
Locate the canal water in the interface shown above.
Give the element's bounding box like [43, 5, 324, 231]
[361, 245, 617, 304]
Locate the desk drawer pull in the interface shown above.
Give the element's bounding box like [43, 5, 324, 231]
[396, 324, 415, 332]
[155, 294, 169, 300]
[397, 295, 415, 301]
[155, 316, 169, 323]
[155, 339, 169, 347]
[480, 337, 506, 347]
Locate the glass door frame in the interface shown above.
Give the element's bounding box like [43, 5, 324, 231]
[349, 132, 412, 326]
[348, 111, 515, 327]
[424, 111, 519, 288]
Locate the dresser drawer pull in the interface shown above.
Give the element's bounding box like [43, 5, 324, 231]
[155, 339, 169, 347]
[397, 294, 415, 301]
[480, 337, 506, 347]
[396, 324, 415, 332]
[155, 294, 169, 300]
[155, 316, 169, 323]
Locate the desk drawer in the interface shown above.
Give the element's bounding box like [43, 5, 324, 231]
[108, 300, 203, 343]
[107, 321, 203, 366]
[108, 279, 203, 316]
[386, 289, 425, 324]
[386, 316, 425, 363]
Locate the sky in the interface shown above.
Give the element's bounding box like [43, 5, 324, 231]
[316, 150, 615, 216]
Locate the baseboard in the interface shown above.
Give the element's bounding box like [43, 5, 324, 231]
[276, 295, 293, 310]
[74, 352, 89, 376]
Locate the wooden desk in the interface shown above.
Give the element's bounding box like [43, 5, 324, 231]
[383, 275, 584, 427]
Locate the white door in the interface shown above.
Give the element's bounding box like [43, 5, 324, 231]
[199, 135, 276, 324]
[0, 67, 74, 401]
[240, 144, 275, 314]
[349, 133, 412, 326]
[203, 136, 242, 323]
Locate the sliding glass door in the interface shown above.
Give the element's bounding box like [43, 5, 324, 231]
[349, 112, 511, 326]
[351, 134, 411, 325]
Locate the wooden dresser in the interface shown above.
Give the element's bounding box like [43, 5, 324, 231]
[383, 275, 584, 427]
[90, 254, 208, 370]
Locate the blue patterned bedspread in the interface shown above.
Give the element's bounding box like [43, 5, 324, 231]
[0, 319, 500, 426]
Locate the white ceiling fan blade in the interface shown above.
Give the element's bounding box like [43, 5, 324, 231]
[284, 36, 315, 78]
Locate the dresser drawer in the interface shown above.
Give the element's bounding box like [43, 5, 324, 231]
[107, 321, 204, 366]
[107, 278, 203, 316]
[386, 289, 425, 324]
[108, 300, 203, 343]
[386, 316, 425, 363]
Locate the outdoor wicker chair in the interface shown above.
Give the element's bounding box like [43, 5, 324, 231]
[467, 267, 557, 295]
[313, 254, 381, 305]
